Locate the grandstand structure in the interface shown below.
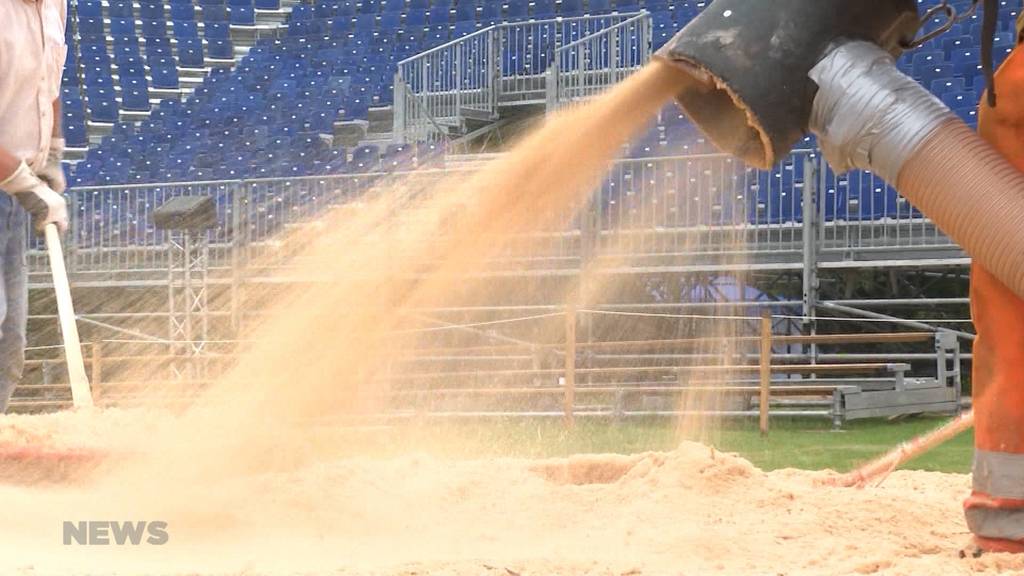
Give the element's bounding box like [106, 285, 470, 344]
[14, 0, 1007, 416]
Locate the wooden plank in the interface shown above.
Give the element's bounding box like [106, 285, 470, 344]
[45, 224, 92, 409]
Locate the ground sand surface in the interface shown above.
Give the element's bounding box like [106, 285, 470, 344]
[0, 411, 1018, 576]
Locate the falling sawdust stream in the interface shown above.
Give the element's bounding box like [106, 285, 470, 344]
[0, 61, 698, 571]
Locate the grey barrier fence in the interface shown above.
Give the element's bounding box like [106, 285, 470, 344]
[37, 152, 961, 280]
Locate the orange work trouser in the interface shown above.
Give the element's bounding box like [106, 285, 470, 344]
[965, 44, 1024, 552]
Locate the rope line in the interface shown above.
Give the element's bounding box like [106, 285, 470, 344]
[393, 312, 565, 334]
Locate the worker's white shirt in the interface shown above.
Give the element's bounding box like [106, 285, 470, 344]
[0, 0, 67, 170]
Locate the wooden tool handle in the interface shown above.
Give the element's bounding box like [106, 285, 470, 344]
[825, 410, 974, 487]
[45, 223, 93, 409]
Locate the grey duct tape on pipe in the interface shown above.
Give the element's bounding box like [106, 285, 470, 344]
[808, 41, 957, 182]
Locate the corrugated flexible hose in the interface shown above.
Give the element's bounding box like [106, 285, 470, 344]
[810, 41, 1024, 301]
[899, 120, 1024, 294]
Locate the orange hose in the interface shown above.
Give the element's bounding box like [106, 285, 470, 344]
[898, 120, 1024, 301]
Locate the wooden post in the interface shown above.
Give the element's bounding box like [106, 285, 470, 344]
[91, 343, 103, 400]
[564, 302, 576, 428]
[759, 309, 772, 437]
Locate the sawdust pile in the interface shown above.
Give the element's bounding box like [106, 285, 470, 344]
[0, 60, 1000, 575]
[0, 424, 1014, 576]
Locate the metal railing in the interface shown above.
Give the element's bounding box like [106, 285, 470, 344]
[546, 12, 653, 110]
[394, 13, 648, 143]
[35, 152, 963, 281]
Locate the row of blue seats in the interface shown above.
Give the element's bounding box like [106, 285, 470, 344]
[77, 17, 236, 41]
[79, 0, 282, 21]
[64, 0, 1009, 189]
[601, 160, 919, 226]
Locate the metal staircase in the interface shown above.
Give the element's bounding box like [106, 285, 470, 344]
[393, 11, 653, 145]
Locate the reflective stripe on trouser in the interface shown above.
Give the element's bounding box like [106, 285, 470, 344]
[965, 43, 1024, 549]
[0, 194, 26, 413]
[967, 451, 1024, 542]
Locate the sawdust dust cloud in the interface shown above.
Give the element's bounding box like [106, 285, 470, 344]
[119, 61, 694, 480]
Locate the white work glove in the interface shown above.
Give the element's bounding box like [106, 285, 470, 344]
[0, 161, 69, 235]
[35, 137, 67, 194]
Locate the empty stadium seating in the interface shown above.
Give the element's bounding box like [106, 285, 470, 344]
[62, 0, 1020, 226]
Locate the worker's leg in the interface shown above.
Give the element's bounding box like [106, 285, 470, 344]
[964, 42, 1024, 553]
[965, 266, 1024, 552]
[0, 196, 25, 413]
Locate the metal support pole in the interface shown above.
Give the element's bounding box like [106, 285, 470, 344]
[802, 155, 821, 365]
[392, 74, 407, 144]
[183, 233, 194, 349]
[167, 229, 211, 382]
[91, 342, 102, 401]
[818, 301, 976, 341]
[759, 309, 772, 436]
[489, 28, 502, 116]
[609, 24, 620, 83]
[229, 183, 243, 334]
[545, 62, 559, 113]
[454, 46, 462, 123]
[564, 302, 577, 428]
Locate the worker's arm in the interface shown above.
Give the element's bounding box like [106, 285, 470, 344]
[0, 97, 64, 181]
[0, 147, 20, 183]
[0, 100, 69, 234]
[52, 98, 61, 137]
[36, 98, 66, 193]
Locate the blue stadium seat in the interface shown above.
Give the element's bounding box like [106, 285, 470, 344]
[86, 87, 119, 123]
[78, 18, 105, 38]
[109, 18, 136, 37]
[77, 0, 103, 18]
[171, 3, 197, 20]
[108, 0, 135, 18]
[351, 145, 381, 172]
[121, 78, 151, 111]
[207, 38, 235, 59]
[141, 19, 168, 38]
[230, 2, 257, 25]
[173, 20, 201, 39]
[178, 38, 206, 67]
[139, 3, 164, 20]
[150, 59, 180, 89]
[205, 22, 232, 40]
[203, 4, 230, 22]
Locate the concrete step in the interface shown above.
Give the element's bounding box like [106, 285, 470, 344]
[444, 152, 505, 170]
[366, 106, 395, 134]
[335, 121, 369, 147]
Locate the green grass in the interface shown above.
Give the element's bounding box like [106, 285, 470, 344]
[372, 416, 974, 473]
